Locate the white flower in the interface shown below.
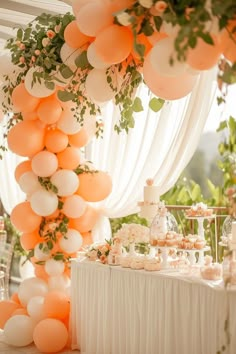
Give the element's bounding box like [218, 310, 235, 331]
[42, 37, 50, 47]
[139, 0, 153, 9]
[116, 12, 132, 26]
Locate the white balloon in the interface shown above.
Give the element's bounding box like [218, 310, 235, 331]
[18, 171, 41, 196]
[87, 42, 110, 69]
[0, 50, 23, 83]
[50, 169, 79, 197]
[4, 315, 36, 347]
[18, 277, 48, 307]
[30, 189, 58, 216]
[24, 66, 56, 98]
[150, 38, 187, 77]
[34, 242, 51, 262]
[60, 43, 82, 71]
[48, 274, 71, 292]
[85, 68, 116, 103]
[57, 106, 82, 134]
[45, 258, 65, 277]
[59, 228, 83, 254]
[62, 195, 87, 218]
[27, 296, 45, 322]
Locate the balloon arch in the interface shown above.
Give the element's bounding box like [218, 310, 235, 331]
[0, 0, 235, 351]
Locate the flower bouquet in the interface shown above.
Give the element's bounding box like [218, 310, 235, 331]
[86, 240, 112, 264]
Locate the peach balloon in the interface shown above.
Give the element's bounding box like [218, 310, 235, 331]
[31, 151, 58, 177]
[186, 35, 222, 70]
[11, 201, 42, 233]
[34, 265, 49, 281]
[12, 308, 28, 316]
[22, 109, 38, 121]
[45, 129, 69, 153]
[7, 120, 45, 157]
[15, 160, 32, 182]
[68, 128, 90, 148]
[33, 319, 68, 353]
[81, 231, 93, 246]
[143, 52, 198, 100]
[132, 33, 153, 60]
[43, 291, 70, 320]
[108, 0, 133, 11]
[76, 171, 112, 201]
[69, 205, 99, 233]
[11, 292, 21, 305]
[0, 300, 21, 329]
[221, 20, 236, 63]
[62, 195, 87, 218]
[147, 31, 168, 46]
[37, 96, 62, 125]
[11, 82, 40, 113]
[20, 230, 43, 251]
[64, 20, 91, 49]
[76, 2, 113, 37]
[94, 25, 133, 64]
[57, 146, 81, 169]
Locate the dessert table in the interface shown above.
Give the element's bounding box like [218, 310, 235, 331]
[70, 260, 236, 354]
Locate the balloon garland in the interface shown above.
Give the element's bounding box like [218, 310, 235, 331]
[0, 0, 236, 352]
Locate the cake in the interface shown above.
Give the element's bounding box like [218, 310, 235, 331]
[144, 257, 161, 271]
[185, 202, 214, 217]
[120, 255, 132, 268]
[138, 178, 163, 226]
[130, 255, 145, 270]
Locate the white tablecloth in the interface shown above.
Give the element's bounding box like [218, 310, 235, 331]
[70, 260, 236, 354]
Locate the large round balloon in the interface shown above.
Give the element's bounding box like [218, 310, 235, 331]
[24, 67, 56, 98]
[64, 20, 91, 48]
[57, 106, 82, 134]
[18, 277, 48, 307]
[7, 120, 45, 157]
[18, 171, 42, 197]
[4, 315, 36, 347]
[11, 201, 42, 233]
[43, 291, 70, 320]
[87, 42, 110, 69]
[27, 296, 46, 322]
[45, 128, 69, 153]
[33, 318, 68, 353]
[59, 228, 83, 254]
[11, 82, 40, 113]
[76, 2, 113, 37]
[76, 171, 112, 201]
[45, 259, 65, 277]
[69, 205, 100, 233]
[20, 229, 43, 251]
[94, 25, 133, 64]
[37, 96, 62, 125]
[85, 68, 116, 103]
[63, 195, 87, 218]
[14, 160, 32, 182]
[30, 189, 58, 217]
[34, 242, 51, 261]
[143, 52, 198, 100]
[50, 169, 79, 196]
[31, 150, 58, 177]
[0, 300, 21, 329]
[57, 146, 81, 169]
[60, 43, 82, 71]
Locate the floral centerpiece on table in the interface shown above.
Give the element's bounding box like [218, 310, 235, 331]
[86, 240, 112, 264]
[114, 223, 150, 247]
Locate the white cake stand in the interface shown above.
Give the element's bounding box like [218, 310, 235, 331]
[178, 246, 211, 266]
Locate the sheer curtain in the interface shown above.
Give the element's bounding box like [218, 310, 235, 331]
[85, 69, 217, 240]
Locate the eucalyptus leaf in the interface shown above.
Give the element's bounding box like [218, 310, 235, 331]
[132, 97, 143, 112]
[59, 64, 73, 79]
[216, 120, 228, 132]
[149, 97, 165, 112]
[57, 90, 75, 102]
[75, 51, 89, 70]
[45, 81, 55, 90]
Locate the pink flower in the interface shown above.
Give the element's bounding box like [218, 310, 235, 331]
[100, 255, 107, 264]
[42, 37, 50, 47]
[47, 30, 56, 39]
[185, 7, 194, 20]
[31, 56, 36, 63]
[19, 43, 25, 50]
[19, 56, 25, 64]
[154, 1, 167, 13]
[54, 24, 62, 33]
[34, 49, 41, 56]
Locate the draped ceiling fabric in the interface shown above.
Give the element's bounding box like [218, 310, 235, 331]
[0, 68, 217, 241]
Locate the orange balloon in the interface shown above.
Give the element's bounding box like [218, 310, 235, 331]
[43, 291, 70, 320]
[81, 231, 93, 246]
[11, 292, 21, 305]
[33, 319, 68, 353]
[68, 128, 90, 148]
[94, 25, 133, 64]
[20, 230, 43, 251]
[0, 300, 21, 329]
[34, 265, 49, 281]
[11, 201, 42, 233]
[22, 109, 38, 121]
[57, 146, 81, 169]
[131, 33, 153, 60]
[69, 205, 99, 233]
[12, 308, 28, 316]
[37, 96, 62, 125]
[7, 120, 45, 157]
[31, 150, 58, 177]
[221, 20, 236, 63]
[45, 129, 69, 153]
[64, 20, 91, 49]
[186, 34, 222, 70]
[76, 171, 112, 201]
[147, 31, 168, 46]
[14, 160, 32, 182]
[11, 83, 40, 113]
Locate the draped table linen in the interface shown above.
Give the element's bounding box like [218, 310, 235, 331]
[70, 260, 236, 354]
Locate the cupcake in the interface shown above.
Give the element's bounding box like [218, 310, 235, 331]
[144, 257, 161, 271]
[194, 238, 206, 249]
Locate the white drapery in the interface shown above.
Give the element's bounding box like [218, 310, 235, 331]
[86, 69, 217, 223]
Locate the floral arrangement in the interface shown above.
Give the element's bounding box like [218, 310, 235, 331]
[0, 0, 236, 139]
[114, 223, 150, 246]
[86, 240, 112, 264]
